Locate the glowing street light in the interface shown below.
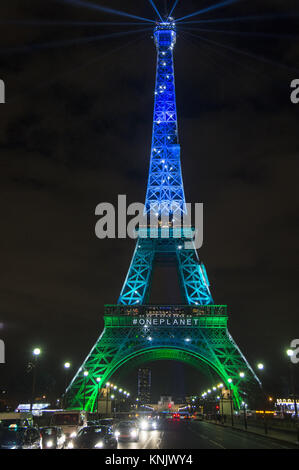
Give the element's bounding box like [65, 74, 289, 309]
[83, 371, 89, 411]
[30, 347, 42, 412]
[62, 362, 71, 408]
[257, 363, 264, 370]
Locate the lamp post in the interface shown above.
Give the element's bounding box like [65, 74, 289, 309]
[287, 349, 298, 419]
[62, 362, 71, 409]
[105, 382, 110, 416]
[95, 377, 101, 414]
[227, 379, 234, 427]
[242, 401, 248, 430]
[83, 371, 89, 411]
[111, 394, 116, 417]
[30, 348, 41, 412]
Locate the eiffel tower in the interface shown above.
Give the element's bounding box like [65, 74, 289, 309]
[65, 19, 261, 412]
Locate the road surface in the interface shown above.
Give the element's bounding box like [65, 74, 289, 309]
[117, 419, 296, 450]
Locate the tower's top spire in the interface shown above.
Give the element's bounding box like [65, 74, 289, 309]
[154, 17, 176, 49]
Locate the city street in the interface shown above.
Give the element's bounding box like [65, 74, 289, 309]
[118, 420, 297, 450]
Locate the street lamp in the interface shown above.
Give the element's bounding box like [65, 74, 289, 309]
[83, 371, 89, 411]
[241, 401, 248, 430]
[62, 362, 71, 409]
[30, 347, 41, 412]
[286, 349, 298, 418]
[257, 363, 264, 370]
[227, 379, 234, 427]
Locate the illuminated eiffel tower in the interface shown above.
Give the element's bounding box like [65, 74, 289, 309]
[65, 19, 261, 412]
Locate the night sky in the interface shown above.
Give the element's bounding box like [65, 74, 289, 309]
[0, 0, 298, 404]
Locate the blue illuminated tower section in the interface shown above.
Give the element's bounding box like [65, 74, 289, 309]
[118, 20, 213, 306]
[145, 20, 185, 219]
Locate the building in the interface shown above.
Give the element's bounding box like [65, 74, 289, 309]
[137, 368, 151, 404]
[157, 396, 174, 412]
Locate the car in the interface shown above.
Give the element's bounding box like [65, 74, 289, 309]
[40, 426, 66, 449]
[172, 413, 180, 421]
[50, 410, 88, 441]
[114, 421, 139, 442]
[139, 417, 159, 430]
[96, 418, 116, 429]
[68, 425, 117, 449]
[0, 425, 42, 449]
[0, 413, 34, 428]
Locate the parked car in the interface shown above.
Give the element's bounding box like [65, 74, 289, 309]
[68, 425, 117, 449]
[40, 426, 66, 449]
[0, 425, 42, 449]
[114, 421, 139, 442]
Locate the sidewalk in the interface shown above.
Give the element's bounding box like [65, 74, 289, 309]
[203, 419, 299, 446]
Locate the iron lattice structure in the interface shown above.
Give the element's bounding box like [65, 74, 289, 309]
[65, 20, 262, 411]
[118, 21, 212, 306]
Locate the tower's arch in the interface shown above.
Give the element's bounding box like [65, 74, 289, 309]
[106, 346, 225, 386]
[65, 305, 262, 413]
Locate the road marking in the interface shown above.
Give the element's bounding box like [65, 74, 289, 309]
[142, 432, 162, 449]
[209, 439, 226, 449]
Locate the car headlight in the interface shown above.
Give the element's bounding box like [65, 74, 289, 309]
[94, 441, 103, 448]
[130, 430, 137, 438]
[152, 422, 157, 429]
[67, 441, 74, 449]
[114, 431, 120, 438]
[46, 440, 53, 448]
[140, 420, 148, 430]
[70, 432, 77, 438]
